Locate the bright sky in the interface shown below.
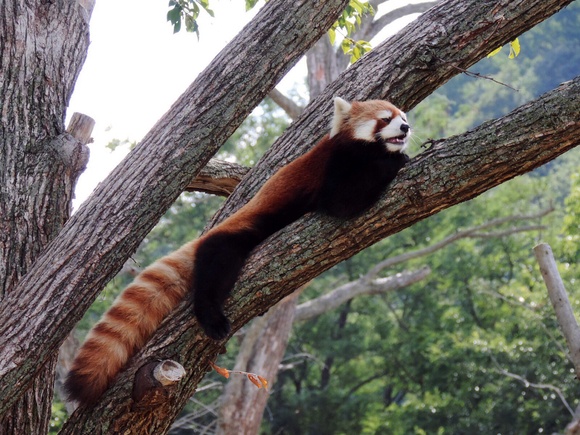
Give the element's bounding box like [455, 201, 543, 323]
[67, 0, 418, 209]
[67, 0, 261, 208]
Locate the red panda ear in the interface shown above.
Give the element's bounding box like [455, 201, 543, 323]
[330, 97, 352, 137]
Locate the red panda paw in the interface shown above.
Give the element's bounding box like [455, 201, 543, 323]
[195, 304, 231, 340]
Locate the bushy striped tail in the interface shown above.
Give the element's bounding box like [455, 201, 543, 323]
[64, 240, 197, 405]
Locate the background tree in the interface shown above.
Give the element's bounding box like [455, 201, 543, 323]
[0, 0, 579, 434]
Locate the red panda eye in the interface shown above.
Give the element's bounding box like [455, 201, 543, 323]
[381, 117, 392, 123]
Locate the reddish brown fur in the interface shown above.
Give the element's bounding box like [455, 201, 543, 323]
[64, 240, 199, 405]
[65, 99, 410, 405]
[64, 143, 335, 405]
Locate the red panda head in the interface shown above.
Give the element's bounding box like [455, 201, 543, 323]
[330, 97, 411, 152]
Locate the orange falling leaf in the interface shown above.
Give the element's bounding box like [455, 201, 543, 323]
[257, 375, 269, 390]
[247, 373, 262, 389]
[210, 361, 230, 379]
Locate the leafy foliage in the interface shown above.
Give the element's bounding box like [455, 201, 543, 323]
[329, 0, 374, 63]
[49, 400, 66, 434]
[167, 0, 375, 63]
[167, 0, 214, 35]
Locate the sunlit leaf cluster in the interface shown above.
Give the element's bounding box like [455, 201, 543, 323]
[167, 0, 214, 35]
[329, 0, 374, 63]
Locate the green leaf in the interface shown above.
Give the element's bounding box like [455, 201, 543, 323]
[245, 0, 260, 11]
[341, 38, 352, 55]
[351, 0, 363, 14]
[328, 28, 336, 46]
[198, 0, 214, 17]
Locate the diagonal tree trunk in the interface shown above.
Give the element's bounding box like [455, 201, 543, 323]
[0, 0, 575, 433]
[97, 73, 579, 434]
[0, 0, 350, 432]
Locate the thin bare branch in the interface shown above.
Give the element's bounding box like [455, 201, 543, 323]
[362, 1, 438, 42]
[469, 225, 546, 238]
[364, 207, 554, 282]
[448, 63, 520, 91]
[494, 364, 574, 416]
[268, 89, 304, 121]
[295, 267, 431, 322]
[534, 243, 580, 378]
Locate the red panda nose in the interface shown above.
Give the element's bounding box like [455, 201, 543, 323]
[400, 123, 410, 133]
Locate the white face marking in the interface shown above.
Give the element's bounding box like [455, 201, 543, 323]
[377, 113, 411, 152]
[377, 110, 393, 120]
[353, 119, 377, 141]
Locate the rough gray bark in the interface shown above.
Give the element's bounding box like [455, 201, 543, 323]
[213, 207, 551, 435]
[0, 0, 93, 432]
[0, 0, 575, 433]
[56, 0, 576, 432]
[222, 77, 580, 330]
[213, 1, 576, 429]
[0, 0, 350, 432]
[211, 0, 576, 223]
[186, 159, 250, 197]
[216, 4, 444, 431]
[133, 74, 579, 434]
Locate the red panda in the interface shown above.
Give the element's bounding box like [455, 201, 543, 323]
[64, 97, 411, 405]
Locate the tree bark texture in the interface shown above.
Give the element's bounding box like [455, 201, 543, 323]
[222, 75, 580, 332]
[0, 0, 92, 432]
[218, 1, 446, 434]
[0, 0, 575, 433]
[216, 4, 443, 428]
[0, 0, 351, 429]
[58, 0, 580, 432]
[186, 159, 249, 197]
[210, 0, 575, 226]
[114, 74, 580, 434]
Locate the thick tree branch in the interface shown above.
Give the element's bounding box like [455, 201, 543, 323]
[217, 76, 580, 363]
[185, 159, 249, 197]
[0, 0, 351, 418]
[211, 0, 576, 225]
[72, 75, 579, 433]
[55, 0, 577, 431]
